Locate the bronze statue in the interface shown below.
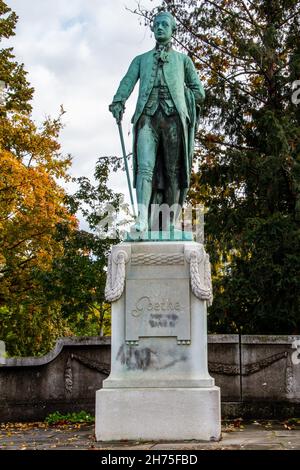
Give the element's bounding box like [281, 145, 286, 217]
[109, 11, 205, 236]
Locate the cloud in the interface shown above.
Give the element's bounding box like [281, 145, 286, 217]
[6, 0, 161, 220]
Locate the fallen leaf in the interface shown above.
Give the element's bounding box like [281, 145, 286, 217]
[233, 418, 243, 428]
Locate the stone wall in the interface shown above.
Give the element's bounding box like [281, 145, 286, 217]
[0, 337, 111, 422]
[209, 335, 300, 418]
[0, 335, 299, 421]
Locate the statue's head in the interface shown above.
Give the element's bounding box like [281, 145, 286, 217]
[151, 11, 176, 44]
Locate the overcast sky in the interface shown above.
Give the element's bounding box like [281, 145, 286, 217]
[6, 0, 161, 225]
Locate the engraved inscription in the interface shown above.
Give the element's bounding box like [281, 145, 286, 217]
[131, 295, 181, 323]
[125, 279, 190, 342]
[149, 313, 179, 328]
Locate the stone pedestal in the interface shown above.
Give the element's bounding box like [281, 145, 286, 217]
[95, 241, 221, 441]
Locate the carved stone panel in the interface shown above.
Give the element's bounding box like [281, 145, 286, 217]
[125, 279, 190, 343]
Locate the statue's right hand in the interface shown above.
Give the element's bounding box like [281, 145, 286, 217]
[109, 101, 124, 123]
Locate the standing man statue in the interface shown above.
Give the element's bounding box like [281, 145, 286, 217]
[109, 11, 205, 235]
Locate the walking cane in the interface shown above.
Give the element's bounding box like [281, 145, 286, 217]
[117, 120, 137, 218]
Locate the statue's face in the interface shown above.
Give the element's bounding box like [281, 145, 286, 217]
[153, 15, 173, 44]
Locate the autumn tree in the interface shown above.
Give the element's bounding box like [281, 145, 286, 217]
[140, 0, 300, 333]
[0, 1, 128, 354]
[0, 1, 75, 355]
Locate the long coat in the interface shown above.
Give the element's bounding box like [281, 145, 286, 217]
[112, 47, 205, 190]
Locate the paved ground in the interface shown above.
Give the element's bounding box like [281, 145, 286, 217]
[0, 421, 300, 450]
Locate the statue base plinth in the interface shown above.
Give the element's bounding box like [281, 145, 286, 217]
[95, 241, 221, 441]
[96, 387, 220, 441]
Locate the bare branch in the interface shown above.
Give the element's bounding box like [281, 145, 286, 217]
[173, 35, 267, 104]
[236, 0, 264, 42]
[204, 0, 254, 26]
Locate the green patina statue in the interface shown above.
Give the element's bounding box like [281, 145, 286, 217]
[109, 11, 205, 236]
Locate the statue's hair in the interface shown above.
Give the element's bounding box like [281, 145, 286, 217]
[151, 11, 177, 33]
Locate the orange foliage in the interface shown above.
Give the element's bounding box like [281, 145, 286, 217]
[0, 113, 77, 303]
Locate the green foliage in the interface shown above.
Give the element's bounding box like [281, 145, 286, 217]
[0, 304, 71, 357]
[67, 304, 111, 337]
[45, 411, 94, 425]
[142, 0, 300, 333]
[0, 0, 33, 113]
[35, 157, 126, 336]
[285, 418, 300, 426]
